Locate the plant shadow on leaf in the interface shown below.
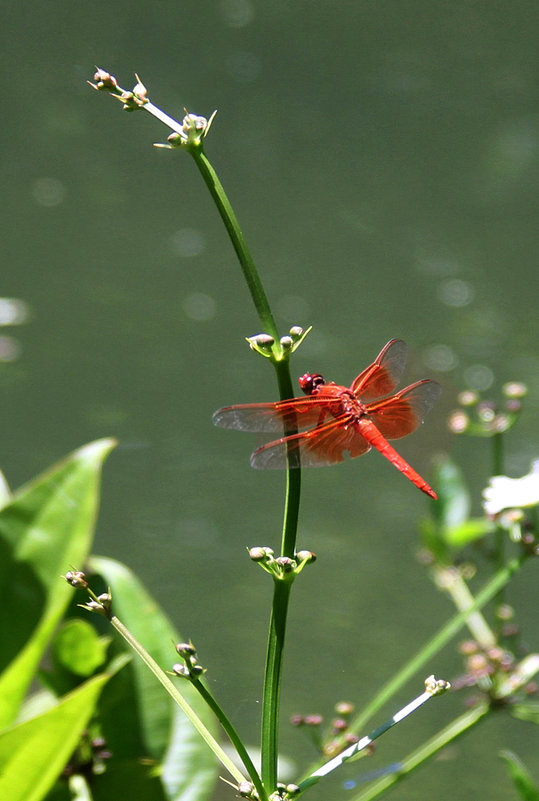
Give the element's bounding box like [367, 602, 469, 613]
[0, 536, 45, 672]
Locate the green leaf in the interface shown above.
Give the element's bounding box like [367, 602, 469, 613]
[511, 702, 539, 725]
[0, 670, 114, 801]
[52, 619, 110, 677]
[433, 457, 471, 531]
[500, 750, 539, 801]
[91, 759, 167, 801]
[443, 517, 493, 547]
[0, 439, 116, 728]
[88, 555, 219, 801]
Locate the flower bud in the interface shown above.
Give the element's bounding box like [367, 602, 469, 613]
[448, 410, 469, 433]
[290, 714, 304, 726]
[289, 326, 304, 338]
[172, 663, 190, 677]
[246, 333, 275, 358]
[92, 69, 118, 91]
[176, 641, 196, 657]
[505, 399, 521, 414]
[296, 549, 316, 564]
[167, 132, 184, 147]
[280, 335, 293, 349]
[334, 701, 354, 715]
[64, 570, 88, 589]
[457, 390, 478, 407]
[275, 556, 295, 573]
[249, 547, 268, 562]
[133, 74, 148, 103]
[502, 381, 527, 399]
[496, 604, 514, 621]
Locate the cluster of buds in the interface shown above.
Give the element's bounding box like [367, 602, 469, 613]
[246, 326, 312, 360]
[62, 731, 112, 779]
[63, 570, 88, 589]
[271, 783, 300, 800]
[89, 68, 119, 93]
[448, 383, 526, 437]
[249, 547, 316, 579]
[80, 592, 112, 618]
[452, 637, 539, 704]
[90, 68, 215, 149]
[236, 781, 299, 801]
[63, 570, 112, 618]
[172, 641, 206, 680]
[291, 701, 360, 756]
[89, 69, 148, 111]
[159, 110, 217, 150]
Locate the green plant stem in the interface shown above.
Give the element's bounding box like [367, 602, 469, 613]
[190, 144, 303, 794]
[492, 431, 507, 625]
[350, 702, 489, 801]
[109, 615, 246, 786]
[350, 556, 521, 731]
[261, 580, 293, 790]
[298, 680, 449, 795]
[433, 566, 496, 650]
[191, 678, 267, 801]
[191, 148, 279, 341]
[300, 554, 524, 782]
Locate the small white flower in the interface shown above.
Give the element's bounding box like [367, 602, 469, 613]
[483, 460, 539, 516]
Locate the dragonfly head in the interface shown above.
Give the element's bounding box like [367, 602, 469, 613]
[299, 372, 326, 396]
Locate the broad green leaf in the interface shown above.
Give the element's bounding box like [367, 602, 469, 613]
[0, 439, 116, 728]
[52, 619, 110, 677]
[0, 668, 115, 801]
[88, 555, 219, 801]
[500, 750, 539, 801]
[91, 759, 167, 801]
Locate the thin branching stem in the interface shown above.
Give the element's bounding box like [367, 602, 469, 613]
[350, 702, 489, 801]
[299, 554, 525, 783]
[191, 678, 268, 801]
[109, 615, 246, 786]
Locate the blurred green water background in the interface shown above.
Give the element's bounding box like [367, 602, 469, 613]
[1, 1, 538, 798]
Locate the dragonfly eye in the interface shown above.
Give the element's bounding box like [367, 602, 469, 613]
[299, 373, 326, 395]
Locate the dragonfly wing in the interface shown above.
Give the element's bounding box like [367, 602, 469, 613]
[213, 402, 287, 432]
[251, 415, 371, 469]
[212, 396, 333, 433]
[350, 339, 408, 400]
[366, 380, 441, 440]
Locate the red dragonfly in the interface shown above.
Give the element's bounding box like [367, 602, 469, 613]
[212, 339, 441, 498]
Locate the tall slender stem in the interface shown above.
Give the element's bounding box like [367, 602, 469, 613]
[190, 145, 303, 793]
[492, 431, 506, 626]
[95, 78, 304, 797]
[191, 148, 279, 341]
[261, 580, 293, 789]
